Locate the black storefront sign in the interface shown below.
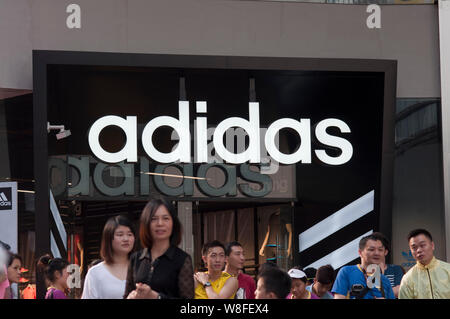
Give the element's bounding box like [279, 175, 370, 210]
[34, 51, 396, 297]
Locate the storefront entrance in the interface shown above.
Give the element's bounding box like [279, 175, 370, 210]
[32, 51, 395, 298]
[55, 199, 294, 279]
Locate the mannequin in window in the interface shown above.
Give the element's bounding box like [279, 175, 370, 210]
[259, 209, 292, 261]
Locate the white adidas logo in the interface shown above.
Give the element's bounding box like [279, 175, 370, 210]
[0, 192, 11, 207]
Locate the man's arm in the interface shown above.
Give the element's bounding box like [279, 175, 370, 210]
[392, 285, 400, 298]
[205, 277, 238, 299]
[331, 268, 350, 299]
[398, 275, 413, 299]
[381, 277, 395, 299]
[392, 265, 404, 299]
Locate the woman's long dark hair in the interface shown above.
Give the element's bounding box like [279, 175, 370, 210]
[139, 198, 182, 249]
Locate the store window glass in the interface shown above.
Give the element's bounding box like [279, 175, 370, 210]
[257, 205, 293, 270]
[193, 203, 293, 275]
[392, 97, 445, 269]
[395, 98, 439, 149]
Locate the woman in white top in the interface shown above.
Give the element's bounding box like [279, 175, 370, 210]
[82, 215, 136, 299]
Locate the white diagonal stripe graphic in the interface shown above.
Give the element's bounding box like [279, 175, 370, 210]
[305, 230, 373, 269]
[49, 189, 67, 251]
[299, 190, 374, 252]
[50, 231, 62, 259]
[0, 192, 8, 201]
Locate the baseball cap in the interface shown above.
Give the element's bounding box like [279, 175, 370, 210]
[288, 268, 307, 279]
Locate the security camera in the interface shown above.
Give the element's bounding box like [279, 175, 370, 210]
[47, 122, 71, 140]
[56, 129, 71, 140]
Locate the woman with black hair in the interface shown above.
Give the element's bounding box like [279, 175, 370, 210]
[82, 215, 136, 299]
[124, 198, 194, 299]
[37, 255, 70, 299]
[7, 253, 22, 295]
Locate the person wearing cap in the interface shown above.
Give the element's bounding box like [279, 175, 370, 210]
[332, 234, 395, 299]
[287, 267, 319, 299]
[306, 264, 335, 299]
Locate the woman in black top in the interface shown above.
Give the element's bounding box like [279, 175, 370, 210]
[124, 199, 194, 299]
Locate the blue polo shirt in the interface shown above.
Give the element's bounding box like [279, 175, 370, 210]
[384, 264, 404, 288]
[332, 265, 395, 299]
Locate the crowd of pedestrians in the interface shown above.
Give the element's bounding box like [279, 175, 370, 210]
[1, 198, 450, 299]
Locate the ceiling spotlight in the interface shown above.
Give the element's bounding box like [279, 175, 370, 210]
[47, 122, 71, 140]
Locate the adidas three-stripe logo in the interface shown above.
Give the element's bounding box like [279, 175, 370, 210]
[0, 192, 11, 206]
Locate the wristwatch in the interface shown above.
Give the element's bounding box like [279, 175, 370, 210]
[204, 281, 212, 288]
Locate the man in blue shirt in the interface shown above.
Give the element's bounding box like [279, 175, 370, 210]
[332, 233, 395, 299]
[371, 232, 404, 298]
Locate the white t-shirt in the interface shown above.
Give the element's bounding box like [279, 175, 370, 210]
[81, 262, 127, 299]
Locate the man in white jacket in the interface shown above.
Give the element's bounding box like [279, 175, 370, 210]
[399, 229, 450, 299]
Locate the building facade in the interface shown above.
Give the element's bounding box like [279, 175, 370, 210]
[0, 0, 447, 298]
